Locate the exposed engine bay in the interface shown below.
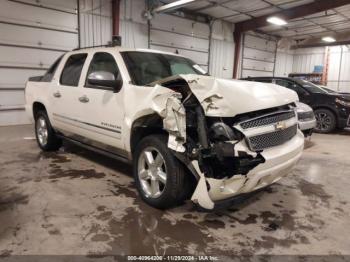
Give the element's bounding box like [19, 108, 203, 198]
[147, 75, 300, 209]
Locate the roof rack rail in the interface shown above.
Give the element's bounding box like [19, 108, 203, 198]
[73, 35, 122, 51]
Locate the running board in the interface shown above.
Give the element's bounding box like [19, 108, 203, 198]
[57, 134, 131, 164]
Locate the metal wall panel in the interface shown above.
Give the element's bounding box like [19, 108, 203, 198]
[292, 47, 325, 73]
[291, 46, 350, 93]
[0, 46, 63, 68]
[119, 0, 231, 77]
[0, 23, 77, 51]
[0, 69, 46, 88]
[209, 38, 234, 79]
[119, 0, 148, 49]
[120, 20, 148, 49]
[327, 46, 350, 92]
[241, 34, 277, 78]
[0, 0, 77, 32]
[150, 13, 210, 69]
[244, 34, 277, 52]
[274, 51, 294, 77]
[0, 0, 78, 126]
[0, 91, 25, 106]
[78, 0, 112, 48]
[13, 0, 77, 13]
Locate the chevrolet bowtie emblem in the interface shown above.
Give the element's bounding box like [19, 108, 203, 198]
[275, 121, 287, 131]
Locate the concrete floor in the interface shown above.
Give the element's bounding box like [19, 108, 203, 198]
[0, 125, 350, 258]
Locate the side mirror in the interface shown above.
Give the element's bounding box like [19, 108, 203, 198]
[87, 71, 122, 92]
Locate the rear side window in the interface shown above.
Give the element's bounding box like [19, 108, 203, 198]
[41, 55, 63, 82]
[60, 53, 87, 86]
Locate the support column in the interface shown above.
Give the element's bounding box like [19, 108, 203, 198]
[112, 0, 120, 36]
[233, 32, 242, 79]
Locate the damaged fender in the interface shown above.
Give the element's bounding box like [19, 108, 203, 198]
[153, 90, 187, 152]
[124, 84, 187, 153]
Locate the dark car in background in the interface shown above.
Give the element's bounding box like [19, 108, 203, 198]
[241, 77, 350, 133]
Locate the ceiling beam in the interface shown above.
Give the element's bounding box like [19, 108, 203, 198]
[234, 0, 350, 33]
[292, 39, 350, 48]
[291, 30, 350, 48]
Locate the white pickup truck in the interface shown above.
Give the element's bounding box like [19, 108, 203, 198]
[25, 47, 304, 209]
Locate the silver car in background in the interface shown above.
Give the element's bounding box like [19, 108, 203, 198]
[296, 101, 316, 137]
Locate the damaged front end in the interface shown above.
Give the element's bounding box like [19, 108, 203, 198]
[148, 75, 302, 209]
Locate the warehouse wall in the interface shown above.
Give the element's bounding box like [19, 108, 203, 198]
[78, 0, 113, 48]
[325, 46, 350, 92]
[290, 46, 350, 93]
[119, 0, 148, 49]
[0, 0, 78, 126]
[239, 33, 278, 78]
[210, 21, 234, 79]
[119, 0, 234, 78]
[274, 50, 294, 77]
[292, 47, 325, 74]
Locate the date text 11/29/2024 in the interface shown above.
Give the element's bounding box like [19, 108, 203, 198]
[127, 255, 219, 261]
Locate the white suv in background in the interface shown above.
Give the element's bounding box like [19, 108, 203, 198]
[25, 47, 304, 209]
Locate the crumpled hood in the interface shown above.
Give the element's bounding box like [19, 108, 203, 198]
[178, 74, 298, 117]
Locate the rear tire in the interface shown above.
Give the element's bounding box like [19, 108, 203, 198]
[34, 110, 62, 151]
[314, 109, 336, 134]
[133, 135, 187, 209]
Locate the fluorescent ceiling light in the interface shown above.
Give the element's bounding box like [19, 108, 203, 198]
[322, 36, 336, 43]
[154, 0, 196, 13]
[267, 16, 287, 26]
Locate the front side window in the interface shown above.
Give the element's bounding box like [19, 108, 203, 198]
[85, 52, 121, 89]
[121, 51, 206, 86]
[60, 53, 87, 86]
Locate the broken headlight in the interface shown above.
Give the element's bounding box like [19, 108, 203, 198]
[209, 121, 242, 142]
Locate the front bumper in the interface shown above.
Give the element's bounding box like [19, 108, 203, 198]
[206, 130, 304, 201]
[298, 118, 316, 131]
[336, 106, 350, 128]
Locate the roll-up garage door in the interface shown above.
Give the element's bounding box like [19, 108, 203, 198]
[0, 0, 78, 126]
[241, 34, 277, 78]
[150, 14, 210, 72]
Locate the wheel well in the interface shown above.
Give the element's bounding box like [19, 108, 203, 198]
[32, 102, 46, 119]
[313, 106, 338, 120]
[130, 114, 166, 153]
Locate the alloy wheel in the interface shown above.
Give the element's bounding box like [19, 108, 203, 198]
[137, 147, 167, 199]
[36, 116, 48, 146]
[315, 112, 332, 131]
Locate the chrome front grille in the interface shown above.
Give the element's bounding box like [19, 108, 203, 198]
[246, 124, 298, 151]
[240, 111, 296, 129]
[235, 109, 298, 151]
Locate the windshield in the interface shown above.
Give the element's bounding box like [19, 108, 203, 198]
[298, 80, 327, 94]
[121, 51, 206, 86]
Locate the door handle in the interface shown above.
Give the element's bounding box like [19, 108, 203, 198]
[53, 91, 61, 98]
[79, 95, 89, 103]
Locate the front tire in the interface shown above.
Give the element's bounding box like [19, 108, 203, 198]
[133, 135, 187, 209]
[314, 109, 336, 134]
[34, 110, 62, 151]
